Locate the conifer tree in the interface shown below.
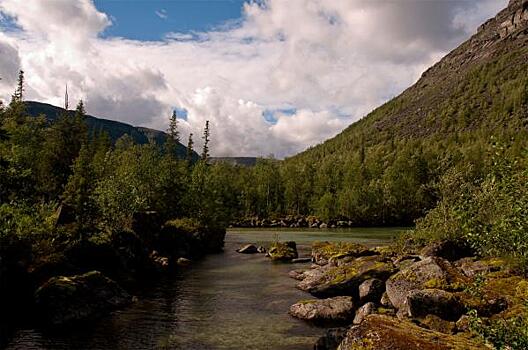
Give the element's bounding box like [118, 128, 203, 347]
[165, 110, 179, 156]
[201, 120, 210, 161]
[186, 133, 194, 163]
[11, 70, 24, 103]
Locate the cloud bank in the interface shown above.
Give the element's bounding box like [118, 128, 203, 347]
[0, 0, 508, 157]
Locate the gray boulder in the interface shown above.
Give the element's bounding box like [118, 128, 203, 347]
[403, 289, 464, 321]
[237, 244, 258, 254]
[359, 278, 385, 303]
[289, 296, 355, 324]
[353, 302, 376, 324]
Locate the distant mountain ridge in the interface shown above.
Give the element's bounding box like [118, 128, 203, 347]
[25, 101, 198, 159]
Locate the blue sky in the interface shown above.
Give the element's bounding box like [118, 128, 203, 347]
[94, 0, 247, 40]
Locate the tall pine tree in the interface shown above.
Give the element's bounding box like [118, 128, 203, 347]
[186, 133, 194, 163]
[201, 120, 210, 161]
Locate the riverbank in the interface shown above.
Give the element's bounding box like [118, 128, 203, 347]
[284, 240, 528, 350]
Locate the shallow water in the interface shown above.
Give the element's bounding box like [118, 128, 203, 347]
[4, 227, 403, 350]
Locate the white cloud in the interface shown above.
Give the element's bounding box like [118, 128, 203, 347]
[155, 9, 168, 20]
[0, 0, 509, 157]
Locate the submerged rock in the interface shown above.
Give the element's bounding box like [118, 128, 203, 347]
[35, 271, 132, 327]
[337, 315, 485, 350]
[236, 244, 258, 254]
[268, 241, 298, 262]
[289, 296, 355, 324]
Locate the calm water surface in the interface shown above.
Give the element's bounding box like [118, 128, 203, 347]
[4, 228, 403, 350]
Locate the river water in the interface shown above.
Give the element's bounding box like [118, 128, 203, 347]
[4, 228, 402, 350]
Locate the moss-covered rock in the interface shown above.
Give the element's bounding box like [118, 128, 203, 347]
[337, 315, 485, 350]
[420, 314, 456, 334]
[386, 257, 468, 310]
[420, 240, 474, 262]
[298, 255, 395, 298]
[268, 241, 298, 262]
[312, 242, 375, 266]
[289, 296, 355, 325]
[35, 271, 132, 327]
[403, 289, 464, 321]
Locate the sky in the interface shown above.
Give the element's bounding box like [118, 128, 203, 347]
[0, 0, 509, 158]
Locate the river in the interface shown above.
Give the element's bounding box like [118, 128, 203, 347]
[4, 227, 403, 350]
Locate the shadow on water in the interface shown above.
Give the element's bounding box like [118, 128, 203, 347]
[3, 227, 403, 350]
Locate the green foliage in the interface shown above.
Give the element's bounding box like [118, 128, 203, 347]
[468, 309, 528, 350]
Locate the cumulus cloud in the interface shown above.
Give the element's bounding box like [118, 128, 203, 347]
[0, 0, 508, 157]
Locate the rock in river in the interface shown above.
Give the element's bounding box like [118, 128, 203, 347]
[267, 241, 298, 261]
[35, 270, 132, 327]
[289, 296, 355, 324]
[236, 244, 258, 254]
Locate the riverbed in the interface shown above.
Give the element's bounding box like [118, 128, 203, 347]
[4, 228, 403, 350]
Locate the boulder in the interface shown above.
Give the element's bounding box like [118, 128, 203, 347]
[420, 240, 474, 262]
[268, 241, 298, 261]
[35, 271, 132, 327]
[337, 315, 485, 350]
[292, 258, 312, 263]
[298, 255, 395, 298]
[314, 327, 348, 350]
[289, 269, 306, 280]
[403, 289, 464, 321]
[380, 292, 393, 307]
[385, 257, 467, 310]
[176, 257, 192, 266]
[257, 246, 266, 253]
[289, 296, 355, 324]
[236, 244, 258, 254]
[359, 278, 385, 303]
[454, 257, 504, 277]
[353, 302, 376, 324]
[312, 242, 375, 266]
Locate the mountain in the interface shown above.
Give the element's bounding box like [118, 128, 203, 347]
[274, 0, 528, 225]
[24, 101, 198, 159]
[292, 0, 528, 161]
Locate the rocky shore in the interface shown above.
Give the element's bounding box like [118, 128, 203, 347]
[231, 215, 374, 229]
[0, 211, 226, 329]
[277, 240, 526, 349]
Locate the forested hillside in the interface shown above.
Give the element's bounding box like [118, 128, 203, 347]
[230, 0, 528, 227]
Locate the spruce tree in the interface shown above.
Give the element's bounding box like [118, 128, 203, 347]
[165, 110, 179, 157]
[201, 120, 210, 161]
[11, 70, 24, 103]
[186, 133, 194, 163]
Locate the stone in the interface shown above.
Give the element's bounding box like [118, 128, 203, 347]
[312, 241, 375, 266]
[236, 244, 258, 254]
[35, 271, 132, 327]
[385, 257, 467, 310]
[289, 296, 355, 324]
[289, 269, 306, 280]
[292, 258, 312, 263]
[359, 278, 385, 303]
[337, 315, 485, 350]
[257, 246, 266, 253]
[420, 240, 474, 262]
[380, 292, 393, 307]
[403, 289, 464, 321]
[268, 241, 298, 261]
[455, 257, 503, 277]
[298, 255, 395, 298]
[176, 257, 192, 266]
[314, 327, 348, 350]
[353, 302, 376, 324]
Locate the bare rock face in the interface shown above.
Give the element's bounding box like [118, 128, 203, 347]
[385, 257, 467, 310]
[337, 315, 485, 350]
[500, 0, 528, 38]
[289, 296, 355, 324]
